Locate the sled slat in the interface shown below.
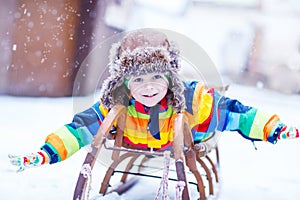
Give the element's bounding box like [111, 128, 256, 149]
[73, 105, 221, 200]
[73, 105, 127, 200]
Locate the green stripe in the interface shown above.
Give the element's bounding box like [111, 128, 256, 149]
[127, 105, 150, 119]
[239, 108, 257, 137]
[65, 125, 85, 148]
[54, 126, 80, 158]
[128, 105, 173, 119]
[159, 105, 174, 119]
[249, 110, 273, 140]
[77, 127, 94, 146]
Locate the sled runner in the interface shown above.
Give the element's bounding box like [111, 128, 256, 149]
[73, 104, 220, 200]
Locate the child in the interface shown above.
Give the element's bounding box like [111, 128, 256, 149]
[9, 28, 299, 172]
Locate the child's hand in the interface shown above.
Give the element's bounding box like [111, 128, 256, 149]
[8, 151, 49, 172]
[278, 125, 300, 140]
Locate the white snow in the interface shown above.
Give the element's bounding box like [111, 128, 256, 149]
[1, 84, 300, 200]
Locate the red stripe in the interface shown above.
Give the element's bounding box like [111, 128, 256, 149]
[23, 157, 27, 165]
[38, 151, 45, 165]
[123, 136, 149, 149]
[296, 128, 299, 138]
[160, 98, 168, 111]
[278, 126, 287, 140]
[135, 101, 148, 114]
[193, 94, 214, 133]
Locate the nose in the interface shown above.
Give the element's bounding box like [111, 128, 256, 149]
[144, 83, 154, 90]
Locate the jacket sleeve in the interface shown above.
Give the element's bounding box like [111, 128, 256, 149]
[40, 102, 108, 164]
[217, 96, 299, 144]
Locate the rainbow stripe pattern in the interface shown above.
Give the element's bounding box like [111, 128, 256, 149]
[41, 81, 293, 164]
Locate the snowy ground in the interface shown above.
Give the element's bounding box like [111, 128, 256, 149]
[1, 84, 300, 200]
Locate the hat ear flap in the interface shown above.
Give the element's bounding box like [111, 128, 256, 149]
[99, 79, 113, 110]
[167, 71, 186, 113]
[112, 84, 130, 107]
[99, 75, 120, 109]
[100, 74, 130, 109]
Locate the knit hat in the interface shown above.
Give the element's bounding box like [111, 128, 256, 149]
[99, 28, 186, 112]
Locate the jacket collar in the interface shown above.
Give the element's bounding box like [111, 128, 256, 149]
[129, 97, 168, 115]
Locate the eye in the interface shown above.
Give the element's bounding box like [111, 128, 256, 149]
[133, 77, 143, 83]
[153, 75, 162, 80]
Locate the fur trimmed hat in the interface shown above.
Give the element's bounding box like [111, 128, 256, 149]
[99, 29, 186, 112]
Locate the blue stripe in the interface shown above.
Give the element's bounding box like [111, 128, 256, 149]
[192, 130, 212, 142]
[41, 143, 60, 164]
[87, 121, 100, 136]
[93, 102, 104, 122]
[267, 122, 284, 144]
[225, 112, 240, 131]
[217, 108, 228, 131]
[184, 81, 197, 114]
[207, 91, 221, 132]
[72, 108, 99, 128]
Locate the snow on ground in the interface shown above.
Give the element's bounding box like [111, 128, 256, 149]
[1, 84, 300, 200]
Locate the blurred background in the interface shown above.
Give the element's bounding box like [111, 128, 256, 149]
[1, 0, 300, 97]
[1, 1, 300, 200]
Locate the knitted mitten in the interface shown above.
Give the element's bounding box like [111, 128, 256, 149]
[8, 150, 50, 172]
[278, 125, 299, 140]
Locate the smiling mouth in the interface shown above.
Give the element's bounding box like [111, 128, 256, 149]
[142, 93, 158, 98]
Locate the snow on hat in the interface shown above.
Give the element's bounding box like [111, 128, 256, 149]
[99, 28, 186, 112]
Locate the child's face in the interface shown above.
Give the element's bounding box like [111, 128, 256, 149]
[129, 73, 169, 107]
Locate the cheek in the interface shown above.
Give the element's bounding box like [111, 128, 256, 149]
[130, 87, 143, 97]
[160, 87, 168, 97]
[158, 84, 168, 93]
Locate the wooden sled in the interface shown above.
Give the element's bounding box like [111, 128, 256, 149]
[73, 104, 221, 200]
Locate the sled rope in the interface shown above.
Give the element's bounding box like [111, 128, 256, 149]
[175, 181, 186, 200]
[80, 163, 92, 200]
[155, 151, 171, 200]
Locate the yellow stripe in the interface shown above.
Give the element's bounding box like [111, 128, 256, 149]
[99, 104, 108, 118]
[54, 126, 80, 158]
[124, 129, 173, 148]
[249, 110, 272, 140]
[192, 83, 204, 116]
[192, 83, 213, 125]
[124, 128, 148, 140]
[124, 129, 147, 145]
[184, 111, 196, 128]
[198, 92, 213, 124]
[124, 104, 175, 148]
[148, 134, 171, 148]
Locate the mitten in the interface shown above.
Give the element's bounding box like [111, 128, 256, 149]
[278, 125, 299, 140]
[8, 150, 50, 172]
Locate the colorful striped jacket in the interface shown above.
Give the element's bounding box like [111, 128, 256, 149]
[41, 81, 291, 164]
